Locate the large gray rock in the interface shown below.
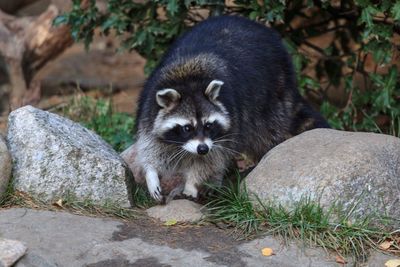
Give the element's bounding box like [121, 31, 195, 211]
[0, 135, 12, 199]
[245, 129, 400, 223]
[0, 239, 27, 267]
[7, 106, 134, 207]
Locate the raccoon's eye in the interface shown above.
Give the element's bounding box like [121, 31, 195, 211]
[204, 122, 212, 130]
[182, 124, 193, 133]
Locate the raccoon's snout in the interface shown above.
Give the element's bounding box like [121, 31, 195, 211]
[183, 138, 213, 155]
[197, 144, 209, 155]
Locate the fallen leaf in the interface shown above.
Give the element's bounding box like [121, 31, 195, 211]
[335, 255, 347, 264]
[379, 240, 394, 250]
[53, 199, 63, 208]
[164, 219, 178, 226]
[385, 259, 400, 267]
[261, 247, 273, 256]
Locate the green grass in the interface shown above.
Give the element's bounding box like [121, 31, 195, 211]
[61, 94, 135, 152]
[0, 176, 18, 207]
[205, 175, 263, 235]
[205, 174, 400, 261]
[132, 183, 157, 209]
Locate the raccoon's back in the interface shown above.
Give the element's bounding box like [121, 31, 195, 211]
[137, 16, 297, 130]
[159, 16, 296, 94]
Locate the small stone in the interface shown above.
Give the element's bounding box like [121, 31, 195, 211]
[0, 134, 12, 199]
[146, 199, 203, 223]
[245, 129, 400, 225]
[0, 239, 27, 267]
[7, 106, 134, 207]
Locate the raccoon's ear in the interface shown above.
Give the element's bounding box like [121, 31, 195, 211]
[205, 80, 224, 101]
[156, 88, 181, 109]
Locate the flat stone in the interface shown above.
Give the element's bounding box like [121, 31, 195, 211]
[245, 129, 400, 225]
[7, 106, 134, 207]
[0, 208, 398, 266]
[146, 199, 203, 223]
[0, 134, 12, 199]
[239, 235, 337, 267]
[0, 208, 215, 267]
[0, 239, 27, 267]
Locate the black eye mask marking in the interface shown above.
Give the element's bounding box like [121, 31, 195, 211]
[161, 124, 195, 144]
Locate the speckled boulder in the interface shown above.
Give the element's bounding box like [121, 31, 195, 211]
[0, 239, 27, 267]
[7, 106, 134, 207]
[245, 129, 400, 224]
[0, 134, 12, 199]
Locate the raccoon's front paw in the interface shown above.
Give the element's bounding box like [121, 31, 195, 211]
[182, 183, 198, 199]
[146, 177, 162, 201]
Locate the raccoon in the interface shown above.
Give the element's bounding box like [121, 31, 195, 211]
[135, 15, 330, 201]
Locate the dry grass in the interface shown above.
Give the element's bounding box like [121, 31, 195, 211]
[0, 190, 140, 220]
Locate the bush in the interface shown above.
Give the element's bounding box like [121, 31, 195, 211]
[61, 94, 135, 152]
[55, 0, 400, 136]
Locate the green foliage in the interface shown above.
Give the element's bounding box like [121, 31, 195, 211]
[205, 175, 398, 260]
[132, 183, 157, 209]
[56, 0, 400, 136]
[62, 95, 135, 152]
[205, 174, 262, 235]
[0, 176, 17, 207]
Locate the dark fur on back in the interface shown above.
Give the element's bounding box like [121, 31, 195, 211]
[136, 15, 329, 162]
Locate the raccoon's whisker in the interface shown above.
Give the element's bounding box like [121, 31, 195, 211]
[213, 139, 239, 144]
[213, 144, 242, 156]
[171, 150, 189, 171]
[168, 148, 186, 163]
[216, 133, 243, 139]
[163, 140, 185, 145]
[214, 137, 236, 141]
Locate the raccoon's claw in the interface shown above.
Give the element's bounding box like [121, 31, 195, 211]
[146, 175, 163, 201]
[150, 186, 163, 201]
[182, 183, 198, 199]
[182, 194, 198, 202]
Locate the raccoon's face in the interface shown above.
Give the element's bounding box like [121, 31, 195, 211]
[152, 80, 231, 156]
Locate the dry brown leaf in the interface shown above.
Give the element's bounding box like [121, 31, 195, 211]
[380, 240, 394, 250]
[261, 247, 273, 256]
[385, 259, 400, 267]
[335, 255, 347, 264]
[53, 198, 63, 208]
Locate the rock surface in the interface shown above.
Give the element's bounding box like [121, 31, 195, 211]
[0, 208, 398, 267]
[7, 106, 134, 207]
[245, 129, 400, 223]
[146, 199, 203, 223]
[0, 239, 27, 267]
[0, 135, 12, 199]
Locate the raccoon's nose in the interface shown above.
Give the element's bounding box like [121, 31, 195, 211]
[197, 144, 209, 155]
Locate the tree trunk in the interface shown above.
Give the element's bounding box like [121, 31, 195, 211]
[0, 4, 73, 111]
